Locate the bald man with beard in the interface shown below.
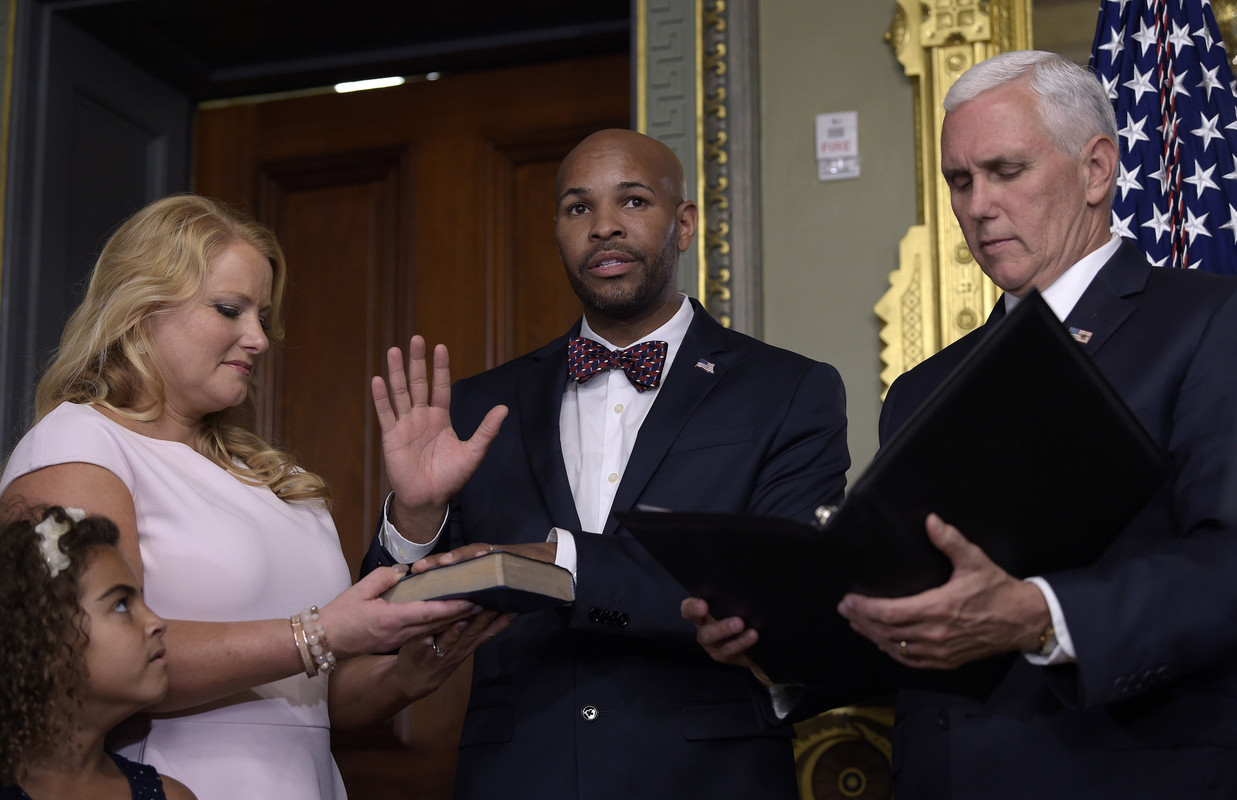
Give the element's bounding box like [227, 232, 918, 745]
[361, 129, 850, 799]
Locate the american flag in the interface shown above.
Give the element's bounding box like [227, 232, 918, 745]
[1090, 0, 1237, 274]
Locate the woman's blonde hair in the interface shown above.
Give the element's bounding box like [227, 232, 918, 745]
[34, 194, 329, 503]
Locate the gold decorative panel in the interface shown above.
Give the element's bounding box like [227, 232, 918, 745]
[877, 0, 1032, 394]
[636, 0, 763, 333]
[700, 0, 734, 329]
[793, 704, 894, 800]
[1215, 0, 1237, 54]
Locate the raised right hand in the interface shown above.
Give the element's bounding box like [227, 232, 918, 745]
[370, 336, 507, 538]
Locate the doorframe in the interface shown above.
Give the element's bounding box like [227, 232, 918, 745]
[0, 0, 192, 449]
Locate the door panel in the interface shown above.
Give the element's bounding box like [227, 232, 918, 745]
[259, 155, 406, 559]
[492, 142, 593, 360]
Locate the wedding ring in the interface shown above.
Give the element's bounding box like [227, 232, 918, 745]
[431, 639, 447, 658]
[899, 640, 909, 657]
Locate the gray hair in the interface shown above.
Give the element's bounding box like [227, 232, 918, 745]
[944, 50, 1118, 158]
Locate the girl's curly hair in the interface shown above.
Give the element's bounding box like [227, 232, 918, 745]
[0, 505, 119, 785]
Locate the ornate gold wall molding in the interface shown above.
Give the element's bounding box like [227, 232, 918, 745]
[637, 0, 760, 333]
[1214, 0, 1237, 54]
[793, 705, 894, 799]
[700, 0, 734, 328]
[877, 0, 1032, 393]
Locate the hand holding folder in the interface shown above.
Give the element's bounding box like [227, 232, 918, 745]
[622, 292, 1169, 691]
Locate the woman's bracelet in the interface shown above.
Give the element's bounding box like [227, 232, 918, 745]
[290, 614, 317, 677]
[300, 606, 337, 675]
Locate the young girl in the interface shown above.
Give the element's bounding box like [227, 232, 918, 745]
[0, 506, 195, 800]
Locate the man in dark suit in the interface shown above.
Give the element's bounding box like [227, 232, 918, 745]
[362, 129, 850, 799]
[688, 51, 1237, 796]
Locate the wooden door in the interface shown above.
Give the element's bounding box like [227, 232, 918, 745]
[194, 53, 629, 799]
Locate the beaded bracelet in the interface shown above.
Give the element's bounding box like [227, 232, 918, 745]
[290, 614, 317, 678]
[300, 606, 337, 675]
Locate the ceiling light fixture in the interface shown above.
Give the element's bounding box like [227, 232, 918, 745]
[334, 76, 406, 93]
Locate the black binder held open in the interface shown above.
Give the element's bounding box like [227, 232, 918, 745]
[621, 291, 1170, 688]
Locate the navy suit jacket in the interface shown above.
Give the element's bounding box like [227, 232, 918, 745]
[363, 300, 849, 799]
[880, 243, 1237, 798]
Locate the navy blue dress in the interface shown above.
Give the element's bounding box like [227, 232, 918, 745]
[0, 752, 167, 799]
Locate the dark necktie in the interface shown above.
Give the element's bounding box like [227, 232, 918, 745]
[567, 336, 668, 392]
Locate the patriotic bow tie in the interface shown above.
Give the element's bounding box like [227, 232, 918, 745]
[567, 336, 668, 392]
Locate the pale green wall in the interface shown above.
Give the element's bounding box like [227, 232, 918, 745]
[758, 1, 916, 481]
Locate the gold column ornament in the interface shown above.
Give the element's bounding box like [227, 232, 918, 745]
[637, 0, 747, 330]
[877, 0, 1032, 394]
[700, 0, 734, 328]
[1214, 0, 1237, 55]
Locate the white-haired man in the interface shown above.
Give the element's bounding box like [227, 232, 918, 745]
[688, 50, 1237, 797]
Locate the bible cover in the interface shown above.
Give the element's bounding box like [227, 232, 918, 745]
[380, 551, 574, 613]
[620, 291, 1170, 687]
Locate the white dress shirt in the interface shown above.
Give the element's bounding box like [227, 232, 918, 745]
[551, 295, 694, 574]
[1007, 234, 1122, 665]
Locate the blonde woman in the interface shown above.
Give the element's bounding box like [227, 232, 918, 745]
[0, 194, 511, 799]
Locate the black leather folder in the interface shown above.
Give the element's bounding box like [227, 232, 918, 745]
[620, 291, 1170, 688]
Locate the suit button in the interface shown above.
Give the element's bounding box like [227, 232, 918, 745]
[617, 612, 630, 626]
[1114, 676, 1128, 694]
[581, 705, 599, 722]
[937, 710, 950, 730]
[589, 608, 601, 623]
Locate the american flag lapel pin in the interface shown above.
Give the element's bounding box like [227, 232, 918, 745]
[694, 358, 716, 374]
[1068, 327, 1093, 344]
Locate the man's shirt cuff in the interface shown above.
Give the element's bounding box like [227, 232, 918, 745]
[548, 528, 578, 581]
[1023, 576, 1076, 665]
[379, 492, 446, 564]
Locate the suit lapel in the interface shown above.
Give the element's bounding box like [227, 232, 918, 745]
[1061, 242, 1148, 356]
[517, 332, 582, 531]
[987, 243, 1147, 355]
[604, 301, 729, 534]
